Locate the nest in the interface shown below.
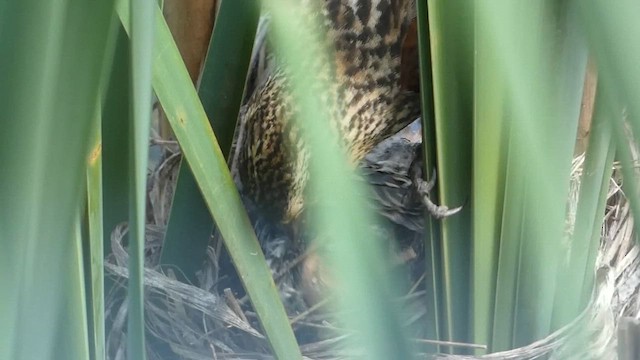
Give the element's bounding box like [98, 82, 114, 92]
[104, 124, 640, 359]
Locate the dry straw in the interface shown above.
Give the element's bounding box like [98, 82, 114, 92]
[105, 140, 639, 359]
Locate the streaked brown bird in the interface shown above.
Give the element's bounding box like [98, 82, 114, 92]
[235, 0, 459, 231]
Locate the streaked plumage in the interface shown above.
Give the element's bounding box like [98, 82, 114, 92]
[236, 0, 421, 224]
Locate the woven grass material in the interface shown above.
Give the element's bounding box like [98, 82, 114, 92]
[104, 130, 639, 359]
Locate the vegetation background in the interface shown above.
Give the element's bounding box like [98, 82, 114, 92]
[1, 0, 639, 359]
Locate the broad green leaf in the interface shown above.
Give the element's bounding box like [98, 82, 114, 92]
[427, 0, 474, 349]
[552, 81, 615, 327]
[578, 0, 640, 238]
[476, 0, 586, 350]
[87, 106, 106, 360]
[115, 1, 302, 357]
[472, 1, 508, 351]
[265, 1, 413, 358]
[416, 0, 443, 352]
[0, 0, 115, 358]
[161, 1, 260, 282]
[127, 0, 155, 357]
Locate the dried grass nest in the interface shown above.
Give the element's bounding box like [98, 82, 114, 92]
[105, 132, 640, 359]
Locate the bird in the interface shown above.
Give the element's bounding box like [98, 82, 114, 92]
[235, 0, 462, 229]
[240, 124, 433, 309]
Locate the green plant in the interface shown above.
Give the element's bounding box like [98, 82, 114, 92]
[1, 0, 639, 359]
